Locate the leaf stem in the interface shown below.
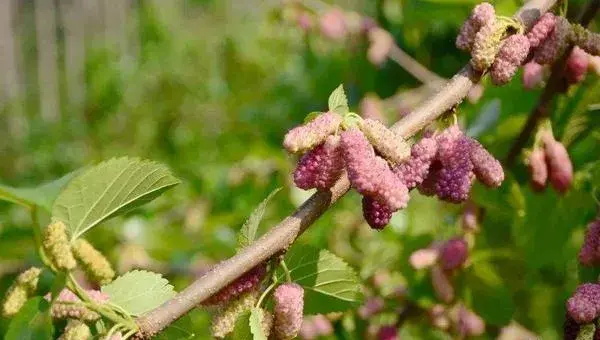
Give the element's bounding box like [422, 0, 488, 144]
[256, 280, 278, 308]
[281, 260, 292, 283]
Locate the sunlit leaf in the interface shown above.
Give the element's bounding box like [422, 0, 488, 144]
[0, 171, 79, 212]
[328, 84, 349, 115]
[5, 297, 53, 340]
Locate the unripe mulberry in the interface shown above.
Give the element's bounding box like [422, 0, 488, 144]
[457, 306, 485, 337]
[283, 112, 343, 154]
[534, 16, 571, 65]
[72, 239, 115, 285]
[394, 136, 438, 189]
[362, 196, 392, 230]
[368, 28, 394, 66]
[357, 119, 410, 165]
[564, 314, 580, 340]
[436, 136, 475, 203]
[570, 24, 600, 56]
[456, 2, 495, 51]
[17, 267, 42, 293]
[579, 219, 600, 266]
[565, 46, 589, 84]
[471, 21, 504, 71]
[377, 325, 398, 340]
[319, 8, 347, 41]
[341, 128, 409, 211]
[528, 148, 548, 191]
[1, 285, 28, 317]
[522, 61, 545, 89]
[273, 283, 304, 340]
[431, 265, 454, 303]
[203, 264, 266, 305]
[527, 13, 556, 48]
[439, 238, 468, 270]
[293, 135, 344, 190]
[211, 291, 258, 338]
[468, 138, 504, 187]
[491, 34, 530, 85]
[566, 283, 600, 323]
[43, 221, 76, 271]
[59, 320, 91, 340]
[543, 134, 573, 194]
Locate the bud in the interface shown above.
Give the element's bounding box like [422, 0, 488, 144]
[565, 46, 589, 84]
[211, 291, 258, 338]
[1, 285, 28, 317]
[579, 219, 600, 266]
[362, 196, 392, 230]
[468, 138, 504, 187]
[283, 112, 343, 154]
[43, 221, 76, 271]
[471, 21, 504, 71]
[273, 283, 304, 340]
[394, 136, 438, 189]
[456, 3, 496, 51]
[436, 136, 475, 203]
[341, 128, 410, 211]
[457, 306, 485, 337]
[431, 265, 454, 303]
[570, 24, 600, 56]
[439, 238, 469, 270]
[409, 248, 439, 270]
[17, 267, 42, 293]
[358, 297, 385, 319]
[59, 320, 91, 340]
[534, 17, 571, 65]
[522, 61, 545, 89]
[293, 135, 344, 190]
[566, 283, 600, 323]
[542, 134, 573, 194]
[368, 28, 394, 66]
[358, 119, 410, 165]
[377, 325, 398, 340]
[319, 8, 347, 41]
[72, 239, 115, 285]
[564, 314, 580, 340]
[204, 264, 266, 305]
[526, 13, 556, 48]
[491, 34, 530, 85]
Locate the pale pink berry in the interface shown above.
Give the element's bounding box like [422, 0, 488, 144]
[362, 196, 393, 230]
[394, 136, 438, 189]
[436, 136, 475, 203]
[273, 283, 304, 340]
[491, 59, 519, 85]
[456, 3, 496, 51]
[522, 61, 545, 89]
[439, 238, 468, 270]
[458, 306, 486, 337]
[468, 138, 504, 188]
[293, 135, 344, 190]
[457, 20, 478, 51]
[565, 46, 589, 84]
[527, 13, 556, 48]
[368, 28, 394, 66]
[566, 283, 600, 323]
[341, 128, 409, 211]
[528, 148, 548, 191]
[579, 219, 600, 266]
[319, 8, 347, 40]
[431, 265, 454, 303]
[409, 248, 439, 270]
[491, 34, 530, 85]
[283, 112, 343, 154]
[203, 264, 266, 305]
[542, 134, 573, 194]
[534, 16, 570, 65]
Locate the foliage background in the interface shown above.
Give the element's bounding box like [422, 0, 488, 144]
[0, 0, 599, 338]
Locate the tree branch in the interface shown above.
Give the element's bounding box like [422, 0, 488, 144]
[504, 0, 600, 166]
[135, 0, 556, 337]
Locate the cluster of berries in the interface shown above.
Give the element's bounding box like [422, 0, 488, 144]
[526, 128, 573, 194]
[457, 3, 600, 86]
[564, 283, 600, 339]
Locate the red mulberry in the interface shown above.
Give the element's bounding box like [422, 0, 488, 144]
[273, 283, 304, 340]
[468, 138, 504, 188]
[436, 136, 475, 203]
[522, 61, 545, 89]
[528, 148, 548, 191]
[362, 196, 393, 230]
[394, 136, 438, 189]
[527, 13, 556, 48]
[566, 283, 600, 323]
[283, 112, 342, 154]
[534, 16, 571, 65]
[491, 34, 530, 85]
[341, 128, 409, 211]
[439, 238, 469, 270]
[579, 219, 600, 266]
[542, 134, 573, 194]
[203, 264, 266, 305]
[293, 135, 344, 190]
[565, 46, 589, 84]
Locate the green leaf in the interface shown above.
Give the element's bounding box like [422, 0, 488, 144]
[52, 157, 180, 239]
[0, 171, 79, 212]
[577, 323, 595, 340]
[101, 270, 176, 316]
[232, 311, 252, 340]
[277, 245, 362, 314]
[327, 84, 349, 115]
[303, 111, 323, 124]
[249, 307, 268, 340]
[154, 315, 195, 340]
[464, 262, 515, 325]
[5, 297, 53, 340]
[237, 188, 281, 249]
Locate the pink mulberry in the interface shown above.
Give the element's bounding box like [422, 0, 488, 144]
[528, 148, 548, 191]
[435, 136, 475, 203]
[534, 16, 571, 65]
[491, 34, 530, 85]
[456, 2, 496, 51]
[273, 283, 304, 340]
[203, 264, 266, 305]
[527, 13, 556, 48]
[283, 112, 342, 154]
[293, 135, 344, 190]
[362, 196, 392, 230]
[542, 134, 573, 194]
[491, 59, 519, 85]
[319, 8, 347, 41]
[579, 219, 600, 266]
[566, 283, 600, 323]
[394, 136, 438, 189]
[565, 46, 589, 84]
[418, 160, 442, 196]
[468, 138, 504, 188]
[439, 238, 468, 270]
[522, 61, 545, 89]
[341, 128, 410, 211]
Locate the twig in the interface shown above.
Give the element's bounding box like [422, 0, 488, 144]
[504, 0, 600, 166]
[387, 44, 445, 84]
[135, 0, 556, 337]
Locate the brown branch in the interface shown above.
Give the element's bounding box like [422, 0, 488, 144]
[387, 44, 446, 84]
[135, 0, 556, 337]
[504, 0, 600, 166]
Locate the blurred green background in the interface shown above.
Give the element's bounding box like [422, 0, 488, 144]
[1, 0, 600, 338]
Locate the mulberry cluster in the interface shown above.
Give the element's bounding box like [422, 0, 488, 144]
[565, 46, 589, 84]
[579, 219, 600, 266]
[50, 288, 108, 321]
[293, 135, 344, 190]
[522, 61, 545, 89]
[203, 263, 266, 305]
[527, 130, 573, 194]
[43, 221, 77, 271]
[72, 239, 115, 285]
[210, 291, 258, 338]
[566, 283, 600, 323]
[273, 283, 304, 340]
[1, 267, 41, 317]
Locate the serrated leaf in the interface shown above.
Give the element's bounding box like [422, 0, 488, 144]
[5, 297, 53, 340]
[154, 315, 195, 340]
[52, 157, 180, 239]
[577, 323, 595, 340]
[277, 245, 362, 314]
[0, 171, 79, 212]
[232, 311, 252, 340]
[237, 188, 281, 249]
[101, 270, 176, 316]
[249, 307, 268, 340]
[303, 111, 323, 124]
[328, 84, 349, 115]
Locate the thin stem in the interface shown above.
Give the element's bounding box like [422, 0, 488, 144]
[281, 260, 292, 283]
[256, 281, 278, 308]
[123, 329, 138, 340]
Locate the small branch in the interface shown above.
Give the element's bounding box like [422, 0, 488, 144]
[135, 0, 556, 337]
[387, 44, 445, 84]
[505, 0, 600, 166]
